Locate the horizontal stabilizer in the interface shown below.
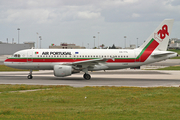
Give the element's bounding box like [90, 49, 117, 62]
[151, 51, 177, 57]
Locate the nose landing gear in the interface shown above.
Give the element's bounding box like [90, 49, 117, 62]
[27, 69, 33, 79]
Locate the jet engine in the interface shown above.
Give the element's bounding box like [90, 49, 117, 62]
[54, 65, 72, 77]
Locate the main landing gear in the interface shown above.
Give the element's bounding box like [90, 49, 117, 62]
[27, 69, 33, 79]
[82, 68, 91, 80]
[83, 73, 91, 80]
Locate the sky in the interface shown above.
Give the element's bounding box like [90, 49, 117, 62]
[0, 0, 180, 49]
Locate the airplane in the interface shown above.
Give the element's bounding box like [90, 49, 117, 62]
[4, 19, 178, 80]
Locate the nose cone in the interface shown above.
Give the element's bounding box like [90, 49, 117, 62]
[4, 58, 8, 62]
[4, 58, 12, 67]
[4, 59, 8, 66]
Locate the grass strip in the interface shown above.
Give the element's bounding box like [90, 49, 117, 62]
[0, 85, 180, 119]
[155, 65, 180, 70]
[0, 65, 29, 71]
[0, 65, 38, 71]
[0, 84, 56, 92]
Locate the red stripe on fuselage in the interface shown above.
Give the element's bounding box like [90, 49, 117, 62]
[4, 58, 90, 63]
[5, 58, 136, 63]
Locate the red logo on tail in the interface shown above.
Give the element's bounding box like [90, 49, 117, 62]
[154, 24, 169, 42]
[157, 25, 169, 39]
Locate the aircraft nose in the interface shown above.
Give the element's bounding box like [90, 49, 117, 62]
[4, 60, 9, 66]
[4, 59, 12, 67]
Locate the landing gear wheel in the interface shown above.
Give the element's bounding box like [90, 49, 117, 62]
[83, 74, 91, 80]
[27, 69, 33, 79]
[27, 75, 33, 79]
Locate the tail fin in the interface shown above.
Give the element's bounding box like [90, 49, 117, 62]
[139, 19, 174, 51]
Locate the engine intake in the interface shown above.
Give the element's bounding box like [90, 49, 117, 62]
[54, 65, 72, 77]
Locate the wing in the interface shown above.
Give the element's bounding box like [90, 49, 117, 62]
[63, 58, 114, 70]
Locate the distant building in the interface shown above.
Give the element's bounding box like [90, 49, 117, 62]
[168, 38, 180, 49]
[49, 43, 86, 49]
[0, 42, 35, 55]
[124, 44, 136, 49]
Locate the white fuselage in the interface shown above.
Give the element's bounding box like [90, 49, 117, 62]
[4, 48, 177, 71]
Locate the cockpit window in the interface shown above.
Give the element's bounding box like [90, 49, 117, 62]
[14, 54, 21, 58]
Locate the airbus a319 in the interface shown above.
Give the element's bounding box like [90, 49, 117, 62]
[4, 19, 177, 80]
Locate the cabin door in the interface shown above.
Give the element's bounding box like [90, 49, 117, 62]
[27, 51, 33, 62]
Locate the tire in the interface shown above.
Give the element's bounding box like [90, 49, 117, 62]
[27, 75, 33, 79]
[83, 74, 91, 80]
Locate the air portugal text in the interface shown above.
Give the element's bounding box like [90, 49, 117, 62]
[42, 52, 72, 55]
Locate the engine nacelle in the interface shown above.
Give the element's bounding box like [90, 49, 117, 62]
[54, 65, 72, 77]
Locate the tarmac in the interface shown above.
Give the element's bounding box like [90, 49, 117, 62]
[0, 70, 180, 87]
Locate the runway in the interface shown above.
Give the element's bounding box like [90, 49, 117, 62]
[0, 70, 180, 87]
